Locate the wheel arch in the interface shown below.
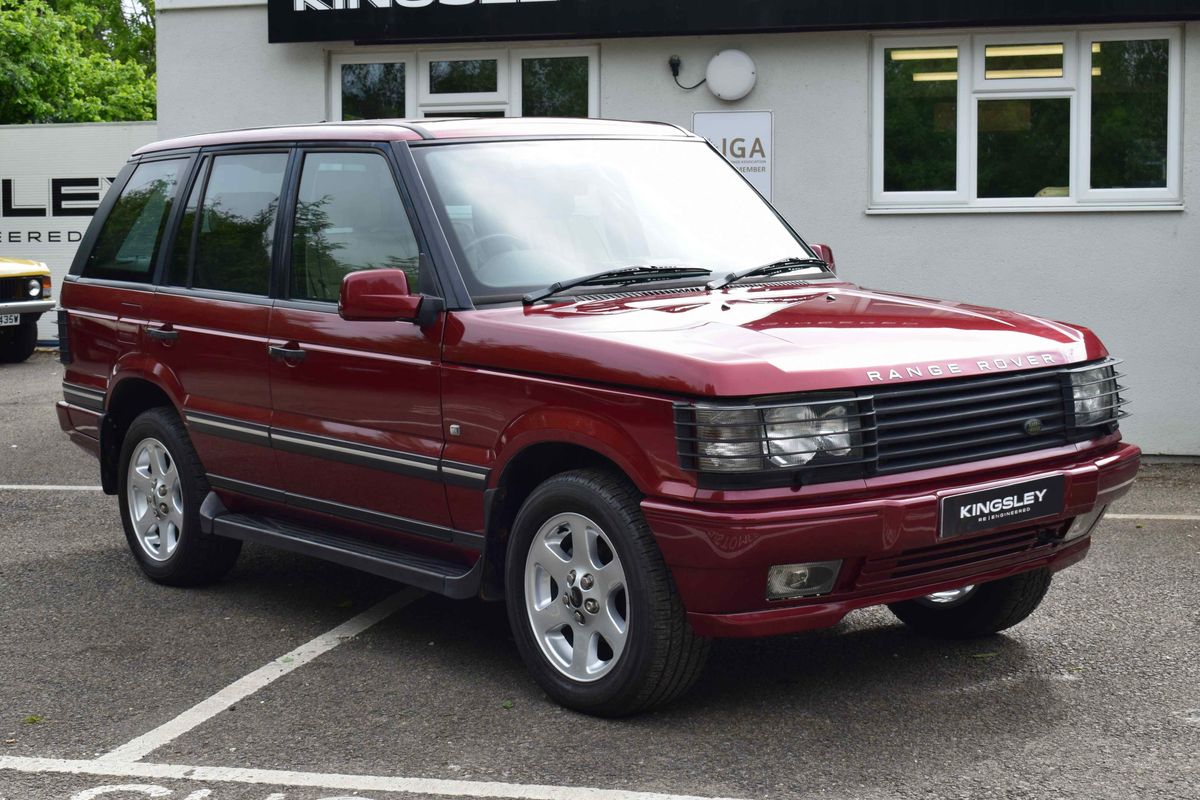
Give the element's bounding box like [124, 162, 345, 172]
[100, 370, 185, 494]
[480, 433, 648, 600]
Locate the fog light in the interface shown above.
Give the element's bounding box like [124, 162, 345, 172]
[766, 560, 841, 600]
[1065, 504, 1108, 541]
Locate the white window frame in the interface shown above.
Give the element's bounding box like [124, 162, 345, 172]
[419, 49, 510, 109]
[329, 45, 600, 122]
[1077, 27, 1182, 205]
[870, 35, 970, 206]
[973, 32, 1077, 92]
[870, 26, 1183, 213]
[330, 51, 417, 121]
[510, 46, 601, 119]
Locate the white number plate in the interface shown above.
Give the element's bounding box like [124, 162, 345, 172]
[0, 314, 19, 326]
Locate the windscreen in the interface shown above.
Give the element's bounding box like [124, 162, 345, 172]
[412, 138, 817, 302]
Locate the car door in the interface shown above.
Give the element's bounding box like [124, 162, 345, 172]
[267, 147, 458, 551]
[148, 150, 291, 498]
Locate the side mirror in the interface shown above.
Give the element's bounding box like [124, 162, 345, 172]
[811, 243, 836, 274]
[339, 269, 422, 322]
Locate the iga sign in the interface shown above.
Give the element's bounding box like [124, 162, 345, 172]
[692, 111, 773, 201]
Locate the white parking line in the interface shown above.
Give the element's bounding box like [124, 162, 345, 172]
[3, 757, 749, 800]
[1107, 513, 1200, 521]
[0, 484, 106, 491]
[99, 588, 423, 764]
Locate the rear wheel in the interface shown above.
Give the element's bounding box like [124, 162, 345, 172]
[0, 318, 37, 363]
[888, 570, 1052, 638]
[505, 469, 709, 716]
[117, 407, 241, 586]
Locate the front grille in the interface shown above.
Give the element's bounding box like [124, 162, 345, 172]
[0, 277, 26, 302]
[674, 359, 1127, 487]
[868, 368, 1072, 474]
[856, 524, 1060, 589]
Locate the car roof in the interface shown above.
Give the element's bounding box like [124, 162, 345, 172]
[134, 117, 699, 156]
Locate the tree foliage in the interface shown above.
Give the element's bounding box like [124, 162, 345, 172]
[0, 0, 156, 124]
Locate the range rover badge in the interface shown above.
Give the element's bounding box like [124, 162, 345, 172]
[1024, 418, 1044, 436]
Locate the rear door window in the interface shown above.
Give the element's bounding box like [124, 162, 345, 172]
[83, 158, 187, 283]
[289, 151, 420, 302]
[191, 153, 288, 296]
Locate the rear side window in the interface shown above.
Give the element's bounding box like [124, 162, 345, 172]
[191, 153, 288, 296]
[84, 159, 186, 282]
[289, 151, 420, 303]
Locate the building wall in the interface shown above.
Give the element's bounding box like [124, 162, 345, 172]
[156, 8, 1198, 454]
[0, 121, 159, 341]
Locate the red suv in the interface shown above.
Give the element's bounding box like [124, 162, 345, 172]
[56, 118, 1139, 715]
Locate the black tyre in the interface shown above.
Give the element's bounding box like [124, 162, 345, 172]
[504, 469, 710, 716]
[117, 407, 241, 586]
[887, 569, 1052, 639]
[0, 318, 37, 363]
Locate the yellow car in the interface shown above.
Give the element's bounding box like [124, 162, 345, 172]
[1, 257, 53, 363]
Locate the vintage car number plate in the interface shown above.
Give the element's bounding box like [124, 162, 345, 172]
[940, 474, 1066, 538]
[0, 314, 19, 326]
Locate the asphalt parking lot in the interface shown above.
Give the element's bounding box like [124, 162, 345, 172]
[2, 352, 1198, 800]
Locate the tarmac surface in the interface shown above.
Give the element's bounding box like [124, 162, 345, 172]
[2, 352, 1198, 800]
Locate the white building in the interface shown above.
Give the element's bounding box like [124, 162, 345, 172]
[153, 1, 1200, 455]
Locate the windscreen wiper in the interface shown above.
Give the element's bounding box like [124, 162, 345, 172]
[707, 256, 830, 291]
[523, 265, 713, 305]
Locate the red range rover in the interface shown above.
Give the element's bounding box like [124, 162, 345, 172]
[56, 118, 1138, 715]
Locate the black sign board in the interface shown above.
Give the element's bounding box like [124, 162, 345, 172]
[939, 475, 1066, 539]
[268, 0, 1200, 45]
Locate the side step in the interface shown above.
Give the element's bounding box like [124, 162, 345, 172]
[200, 493, 482, 599]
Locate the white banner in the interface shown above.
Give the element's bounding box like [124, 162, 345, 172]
[0, 121, 157, 340]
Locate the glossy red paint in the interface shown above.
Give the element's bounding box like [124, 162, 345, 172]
[444, 284, 1104, 398]
[339, 269, 421, 322]
[58, 121, 1140, 641]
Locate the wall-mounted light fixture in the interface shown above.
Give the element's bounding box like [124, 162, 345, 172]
[669, 50, 757, 102]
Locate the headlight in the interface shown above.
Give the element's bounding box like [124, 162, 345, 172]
[1069, 363, 1123, 427]
[682, 395, 865, 478]
[27, 277, 41, 298]
[764, 404, 853, 467]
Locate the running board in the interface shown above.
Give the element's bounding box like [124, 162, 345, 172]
[199, 492, 482, 599]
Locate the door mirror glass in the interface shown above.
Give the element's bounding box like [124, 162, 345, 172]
[811, 243, 836, 273]
[339, 269, 422, 322]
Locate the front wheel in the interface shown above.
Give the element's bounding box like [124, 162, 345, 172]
[887, 569, 1053, 638]
[117, 407, 241, 586]
[505, 469, 709, 716]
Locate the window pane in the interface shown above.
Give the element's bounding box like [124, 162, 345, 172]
[1091, 39, 1169, 189]
[883, 47, 958, 192]
[290, 152, 420, 302]
[985, 43, 1064, 80]
[342, 63, 405, 120]
[166, 160, 206, 287]
[84, 159, 185, 282]
[977, 98, 1071, 198]
[429, 59, 498, 94]
[192, 153, 287, 296]
[522, 57, 589, 117]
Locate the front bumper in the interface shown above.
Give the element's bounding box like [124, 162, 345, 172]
[643, 440, 1141, 638]
[0, 300, 53, 315]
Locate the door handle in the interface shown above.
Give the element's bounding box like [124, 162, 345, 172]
[268, 344, 307, 364]
[146, 325, 180, 342]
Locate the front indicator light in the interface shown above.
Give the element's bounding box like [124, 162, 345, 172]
[40, 276, 51, 298]
[766, 560, 842, 600]
[1065, 504, 1107, 541]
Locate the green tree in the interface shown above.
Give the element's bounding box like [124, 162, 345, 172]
[0, 0, 155, 124]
